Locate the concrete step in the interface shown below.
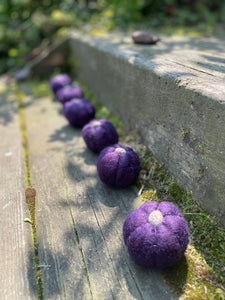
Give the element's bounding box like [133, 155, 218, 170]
[69, 30, 225, 226]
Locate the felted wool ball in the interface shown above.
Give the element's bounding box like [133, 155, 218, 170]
[56, 85, 84, 104]
[97, 144, 141, 187]
[82, 119, 119, 153]
[49, 74, 72, 94]
[64, 98, 95, 128]
[123, 201, 189, 269]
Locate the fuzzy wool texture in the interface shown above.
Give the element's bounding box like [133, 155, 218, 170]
[97, 144, 141, 187]
[64, 98, 95, 128]
[123, 201, 189, 269]
[49, 74, 72, 94]
[56, 85, 84, 104]
[82, 119, 119, 153]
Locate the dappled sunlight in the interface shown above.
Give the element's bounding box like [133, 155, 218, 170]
[7, 29, 224, 297]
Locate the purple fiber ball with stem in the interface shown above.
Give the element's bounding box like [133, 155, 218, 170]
[49, 74, 72, 94]
[64, 98, 95, 128]
[56, 85, 84, 104]
[82, 119, 119, 153]
[123, 201, 190, 269]
[97, 144, 141, 187]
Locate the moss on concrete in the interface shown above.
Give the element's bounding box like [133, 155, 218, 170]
[181, 128, 192, 141]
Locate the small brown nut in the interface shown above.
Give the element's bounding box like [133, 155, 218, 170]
[132, 31, 160, 45]
[25, 187, 36, 198]
[25, 187, 36, 205]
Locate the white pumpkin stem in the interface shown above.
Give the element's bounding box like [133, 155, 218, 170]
[91, 121, 101, 128]
[115, 147, 126, 154]
[148, 210, 163, 227]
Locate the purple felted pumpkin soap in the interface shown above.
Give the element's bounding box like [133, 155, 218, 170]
[50, 74, 72, 94]
[82, 119, 119, 153]
[123, 201, 189, 269]
[97, 144, 141, 187]
[64, 98, 95, 128]
[56, 85, 84, 104]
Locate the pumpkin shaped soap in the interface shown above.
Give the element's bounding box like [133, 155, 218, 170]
[82, 119, 119, 153]
[123, 201, 189, 269]
[64, 98, 95, 128]
[56, 85, 84, 104]
[50, 74, 72, 94]
[97, 144, 141, 187]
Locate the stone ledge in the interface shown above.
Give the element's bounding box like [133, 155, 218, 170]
[69, 30, 225, 226]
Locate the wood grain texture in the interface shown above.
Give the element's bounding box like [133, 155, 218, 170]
[23, 84, 177, 300]
[0, 88, 35, 299]
[23, 89, 91, 300]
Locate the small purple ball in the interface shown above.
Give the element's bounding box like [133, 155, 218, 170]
[56, 85, 84, 104]
[64, 98, 95, 128]
[82, 119, 119, 153]
[49, 74, 72, 94]
[97, 144, 141, 187]
[123, 201, 190, 269]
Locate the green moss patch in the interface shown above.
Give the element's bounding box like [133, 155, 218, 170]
[29, 80, 50, 98]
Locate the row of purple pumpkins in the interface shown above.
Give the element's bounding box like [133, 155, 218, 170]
[50, 74, 190, 269]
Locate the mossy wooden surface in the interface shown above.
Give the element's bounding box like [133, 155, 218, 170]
[0, 85, 34, 299]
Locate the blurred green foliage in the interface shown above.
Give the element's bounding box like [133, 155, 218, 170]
[0, 0, 76, 74]
[0, 0, 224, 74]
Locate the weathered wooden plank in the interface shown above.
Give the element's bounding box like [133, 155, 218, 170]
[65, 141, 175, 300]
[23, 84, 177, 300]
[0, 86, 35, 299]
[23, 87, 91, 300]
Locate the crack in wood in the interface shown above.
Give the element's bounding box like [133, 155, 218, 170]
[17, 86, 43, 299]
[64, 179, 93, 300]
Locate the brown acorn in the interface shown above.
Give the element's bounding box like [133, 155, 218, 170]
[132, 31, 160, 45]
